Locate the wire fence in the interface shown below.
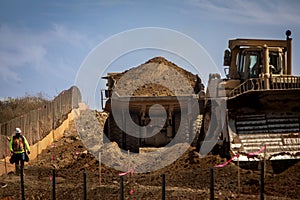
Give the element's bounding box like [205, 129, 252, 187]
[0, 85, 299, 199]
[0, 86, 81, 159]
[1, 160, 299, 200]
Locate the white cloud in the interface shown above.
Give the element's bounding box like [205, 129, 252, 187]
[0, 25, 46, 81]
[0, 24, 90, 83]
[50, 23, 90, 48]
[0, 62, 20, 82]
[186, 0, 300, 25]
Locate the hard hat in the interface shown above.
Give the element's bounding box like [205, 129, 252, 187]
[15, 128, 22, 134]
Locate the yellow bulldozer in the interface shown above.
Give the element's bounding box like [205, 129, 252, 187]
[199, 30, 300, 160]
[101, 31, 300, 161]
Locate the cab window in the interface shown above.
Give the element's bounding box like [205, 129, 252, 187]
[269, 51, 282, 74]
[236, 52, 247, 76]
[248, 52, 260, 78]
[237, 50, 260, 79]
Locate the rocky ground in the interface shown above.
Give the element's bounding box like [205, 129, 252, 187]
[0, 117, 299, 200]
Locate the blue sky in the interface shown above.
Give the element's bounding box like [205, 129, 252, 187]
[1, 0, 300, 106]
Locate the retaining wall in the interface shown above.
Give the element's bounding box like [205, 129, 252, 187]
[0, 110, 76, 176]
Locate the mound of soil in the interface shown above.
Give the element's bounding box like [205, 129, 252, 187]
[108, 57, 203, 97]
[1, 57, 299, 199]
[1, 113, 299, 199]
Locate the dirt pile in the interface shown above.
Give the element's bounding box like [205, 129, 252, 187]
[80, 109, 193, 173]
[109, 57, 202, 97]
[1, 112, 300, 199]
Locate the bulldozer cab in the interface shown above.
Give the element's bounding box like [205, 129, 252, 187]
[232, 47, 285, 81]
[224, 30, 292, 83]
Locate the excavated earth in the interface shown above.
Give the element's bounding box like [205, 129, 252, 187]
[107, 56, 203, 97]
[1, 57, 299, 199]
[0, 115, 299, 200]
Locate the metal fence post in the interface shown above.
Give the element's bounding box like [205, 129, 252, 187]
[120, 176, 124, 200]
[260, 160, 265, 200]
[20, 164, 25, 200]
[210, 168, 214, 200]
[83, 171, 87, 200]
[162, 174, 166, 200]
[52, 169, 56, 200]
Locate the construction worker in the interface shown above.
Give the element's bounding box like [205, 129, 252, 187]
[9, 128, 30, 175]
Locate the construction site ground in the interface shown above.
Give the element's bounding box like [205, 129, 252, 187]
[0, 118, 299, 200]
